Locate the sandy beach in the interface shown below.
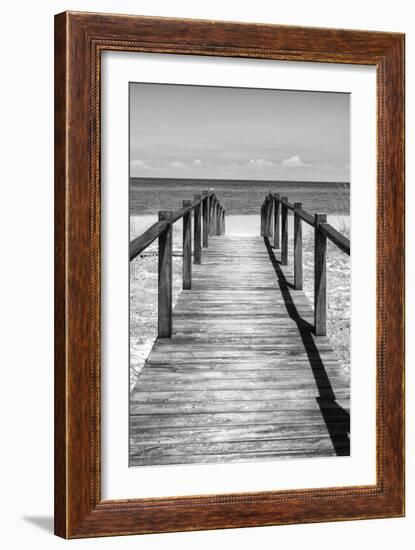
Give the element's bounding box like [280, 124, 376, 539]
[130, 214, 350, 389]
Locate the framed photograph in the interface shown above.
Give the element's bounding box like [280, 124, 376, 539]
[54, 11, 405, 538]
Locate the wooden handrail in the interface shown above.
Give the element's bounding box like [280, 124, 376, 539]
[170, 191, 215, 223]
[129, 220, 169, 261]
[267, 194, 350, 252]
[130, 189, 225, 337]
[280, 197, 296, 210]
[296, 208, 315, 227]
[319, 223, 350, 255]
[261, 191, 350, 336]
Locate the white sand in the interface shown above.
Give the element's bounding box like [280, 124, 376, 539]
[130, 214, 350, 239]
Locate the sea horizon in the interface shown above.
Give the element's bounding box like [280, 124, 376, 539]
[130, 176, 350, 186]
[129, 177, 350, 216]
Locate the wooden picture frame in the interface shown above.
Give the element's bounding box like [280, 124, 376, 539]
[54, 11, 405, 538]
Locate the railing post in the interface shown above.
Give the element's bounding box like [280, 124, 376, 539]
[202, 191, 209, 247]
[221, 209, 226, 235]
[260, 204, 266, 236]
[266, 194, 273, 237]
[182, 200, 192, 289]
[274, 194, 280, 248]
[314, 213, 327, 336]
[216, 204, 221, 235]
[264, 198, 268, 236]
[294, 202, 303, 290]
[281, 197, 289, 265]
[209, 195, 216, 236]
[158, 210, 173, 338]
[193, 194, 202, 264]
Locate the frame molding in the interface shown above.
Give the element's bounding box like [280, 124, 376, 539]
[54, 11, 405, 538]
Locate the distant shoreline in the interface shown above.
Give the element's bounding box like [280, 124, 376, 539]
[130, 176, 350, 187]
[130, 214, 350, 241]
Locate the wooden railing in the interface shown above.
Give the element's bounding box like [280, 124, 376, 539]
[261, 192, 350, 336]
[130, 190, 226, 338]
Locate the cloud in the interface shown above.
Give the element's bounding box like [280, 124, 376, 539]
[170, 161, 187, 168]
[247, 158, 278, 167]
[281, 155, 308, 167]
[131, 159, 155, 170]
[192, 159, 203, 166]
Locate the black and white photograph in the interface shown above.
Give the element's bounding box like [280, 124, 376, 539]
[129, 82, 351, 467]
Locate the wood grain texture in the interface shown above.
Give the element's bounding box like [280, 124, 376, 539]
[314, 214, 327, 336]
[209, 195, 215, 236]
[158, 211, 173, 337]
[54, 10, 405, 539]
[260, 204, 266, 236]
[294, 202, 303, 290]
[266, 196, 274, 237]
[182, 200, 192, 289]
[202, 192, 209, 247]
[274, 194, 280, 248]
[215, 203, 221, 235]
[130, 236, 349, 467]
[193, 195, 202, 264]
[130, 220, 169, 260]
[319, 222, 350, 255]
[281, 197, 289, 265]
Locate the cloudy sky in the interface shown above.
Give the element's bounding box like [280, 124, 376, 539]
[130, 83, 350, 182]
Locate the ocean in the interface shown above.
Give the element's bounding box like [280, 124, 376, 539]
[129, 178, 350, 217]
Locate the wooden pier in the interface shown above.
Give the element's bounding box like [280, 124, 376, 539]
[130, 193, 350, 466]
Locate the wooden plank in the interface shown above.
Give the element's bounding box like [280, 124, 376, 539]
[131, 388, 350, 403]
[138, 369, 347, 381]
[143, 363, 347, 375]
[131, 233, 349, 466]
[130, 437, 347, 459]
[130, 410, 349, 424]
[133, 379, 348, 393]
[149, 342, 336, 352]
[146, 351, 337, 364]
[150, 348, 342, 362]
[314, 213, 327, 336]
[130, 424, 350, 444]
[157, 211, 172, 338]
[131, 397, 350, 415]
[160, 336, 334, 345]
[129, 448, 342, 466]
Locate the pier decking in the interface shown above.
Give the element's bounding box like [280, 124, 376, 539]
[130, 235, 350, 466]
